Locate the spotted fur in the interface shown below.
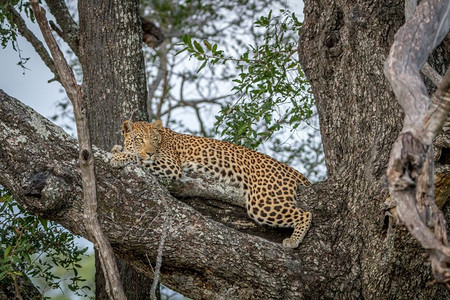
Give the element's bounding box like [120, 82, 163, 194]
[110, 120, 312, 248]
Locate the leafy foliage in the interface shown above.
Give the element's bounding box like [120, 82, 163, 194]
[180, 10, 314, 149]
[0, 0, 34, 71]
[143, 0, 290, 131]
[0, 187, 92, 298]
[0, 0, 33, 49]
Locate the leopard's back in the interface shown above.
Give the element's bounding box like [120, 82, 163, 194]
[164, 129, 309, 189]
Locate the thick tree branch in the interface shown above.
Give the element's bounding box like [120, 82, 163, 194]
[385, 0, 450, 286]
[0, 90, 355, 299]
[29, 2, 125, 299]
[45, 0, 80, 56]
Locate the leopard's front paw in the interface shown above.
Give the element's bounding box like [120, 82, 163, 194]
[110, 145, 123, 154]
[282, 237, 300, 249]
[110, 155, 130, 168]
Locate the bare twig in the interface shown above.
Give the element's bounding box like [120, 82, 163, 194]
[150, 195, 172, 300]
[29, 1, 126, 299]
[156, 66, 169, 120]
[385, 0, 450, 286]
[8, 7, 59, 82]
[148, 39, 169, 120]
[192, 104, 208, 137]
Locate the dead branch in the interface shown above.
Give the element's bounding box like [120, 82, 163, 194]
[29, 1, 126, 299]
[422, 63, 444, 87]
[385, 0, 450, 286]
[149, 195, 171, 300]
[405, 0, 444, 87]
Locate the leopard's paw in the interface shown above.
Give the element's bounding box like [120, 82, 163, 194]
[110, 145, 123, 154]
[110, 155, 129, 168]
[282, 237, 300, 249]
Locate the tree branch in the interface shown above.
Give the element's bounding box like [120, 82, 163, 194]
[422, 62, 444, 87]
[147, 39, 168, 120]
[385, 0, 450, 286]
[405, 0, 444, 87]
[45, 0, 80, 56]
[29, 2, 125, 299]
[1, 89, 357, 298]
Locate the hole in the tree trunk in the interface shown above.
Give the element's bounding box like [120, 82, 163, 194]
[438, 148, 450, 165]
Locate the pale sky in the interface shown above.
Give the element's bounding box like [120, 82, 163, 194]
[0, 19, 65, 122]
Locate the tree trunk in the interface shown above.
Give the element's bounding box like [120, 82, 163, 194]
[299, 0, 450, 297]
[77, 0, 152, 298]
[78, 0, 148, 147]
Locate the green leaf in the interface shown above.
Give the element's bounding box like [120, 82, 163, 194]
[203, 40, 212, 50]
[197, 61, 207, 73]
[0, 270, 9, 280]
[175, 47, 189, 56]
[182, 34, 193, 48]
[39, 218, 48, 230]
[193, 40, 204, 53]
[4, 246, 12, 258]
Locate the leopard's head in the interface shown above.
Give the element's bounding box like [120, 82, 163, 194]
[121, 120, 162, 160]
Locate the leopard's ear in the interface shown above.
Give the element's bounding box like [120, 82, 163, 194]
[152, 120, 163, 131]
[121, 120, 134, 134]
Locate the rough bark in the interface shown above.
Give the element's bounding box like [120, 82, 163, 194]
[77, 0, 152, 298]
[78, 0, 148, 148]
[299, 0, 450, 297]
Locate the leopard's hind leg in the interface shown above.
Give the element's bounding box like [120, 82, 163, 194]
[282, 209, 312, 248]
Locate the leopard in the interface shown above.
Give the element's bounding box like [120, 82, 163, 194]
[110, 120, 312, 248]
